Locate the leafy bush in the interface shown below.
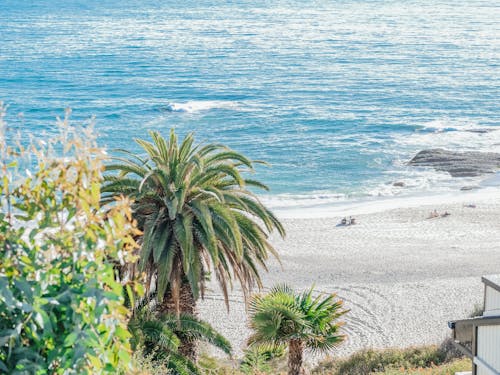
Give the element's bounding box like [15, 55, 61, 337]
[0, 108, 142, 374]
[380, 358, 470, 375]
[132, 349, 171, 375]
[197, 354, 241, 375]
[239, 344, 286, 374]
[313, 343, 467, 375]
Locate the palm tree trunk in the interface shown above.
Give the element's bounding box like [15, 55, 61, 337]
[288, 339, 304, 375]
[160, 281, 197, 315]
[160, 281, 198, 360]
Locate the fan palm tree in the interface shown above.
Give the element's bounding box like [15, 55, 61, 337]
[129, 301, 231, 375]
[248, 285, 348, 375]
[101, 129, 285, 357]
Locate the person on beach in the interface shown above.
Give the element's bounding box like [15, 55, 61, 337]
[428, 210, 439, 219]
[338, 216, 357, 226]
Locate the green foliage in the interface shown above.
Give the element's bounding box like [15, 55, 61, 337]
[381, 358, 471, 375]
[197, 354, 243, 375]
[239, 344, 286, 374]
[173, 344, 469, 375]
[101, 129, 285, 311]
[248, 285, 348, 352]
[240, 350, 271, 375]
[468, 304, 483, 318]
[313, 344, 467, 375]
[0, 108, 142, 374]
[132, 349, 171, 375]
[248, 285, 347, 375]
[129, 302, 232, 375]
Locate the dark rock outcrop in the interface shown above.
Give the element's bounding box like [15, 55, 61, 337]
[408, 149, 500, 177]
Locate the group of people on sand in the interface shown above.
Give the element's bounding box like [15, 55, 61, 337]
[339, 216, 356, 226]
[427, 209, 451, 219]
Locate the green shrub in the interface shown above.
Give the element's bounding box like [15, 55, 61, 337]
[381, 358, 471, 375]
[239, 344, 286, 374]
[132, 349, 171, 375]
[0, 108, 142, 374]
[313, 343, 466, 375]
[197, 354, 239, 375]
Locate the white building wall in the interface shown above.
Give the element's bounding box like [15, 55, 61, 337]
[476, 325, 500, 373]
[484, 286, 500, 317]
[476, 366, 494, 375]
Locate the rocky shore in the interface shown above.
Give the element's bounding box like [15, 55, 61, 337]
[409, 149, 500, 177]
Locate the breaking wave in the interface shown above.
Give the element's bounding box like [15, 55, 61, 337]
[162, 100, 240, 113]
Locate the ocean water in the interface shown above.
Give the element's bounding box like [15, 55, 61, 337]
[1, 0, 499, 209]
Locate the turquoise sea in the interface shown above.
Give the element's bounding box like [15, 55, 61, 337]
[1, 1, 499, 209]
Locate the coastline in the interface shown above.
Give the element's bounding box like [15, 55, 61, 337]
[266, 185, 500, 219]
[199, 187, 500, 361]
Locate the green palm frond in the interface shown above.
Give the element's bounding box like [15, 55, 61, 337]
[129, 303, 231, 372]
[166, 351, 200, 375]
[140, 320, 180, 352]
[248, 285, 348, 354]
[160, 313, 232, 355]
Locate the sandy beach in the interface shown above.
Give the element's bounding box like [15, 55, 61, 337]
[199, 189, 500, 361]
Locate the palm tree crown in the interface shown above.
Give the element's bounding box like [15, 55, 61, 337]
[101, 130, 285, 312]
[248, 284, 347, 375]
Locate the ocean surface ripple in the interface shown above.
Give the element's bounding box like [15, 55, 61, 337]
[1, 0, 499, 209]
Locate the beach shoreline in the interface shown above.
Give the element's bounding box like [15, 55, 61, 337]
[265, 185, 500, 219]
[199, 189, 500, 361]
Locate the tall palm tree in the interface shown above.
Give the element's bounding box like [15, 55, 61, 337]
[101, 130, 285, 357]
[248, 285, 348, 375]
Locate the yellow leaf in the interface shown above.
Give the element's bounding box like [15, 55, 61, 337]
[91, 182, 100, 206]
[87, 354, 102, 369]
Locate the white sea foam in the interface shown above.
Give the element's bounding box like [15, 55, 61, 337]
[265, 117, 500, 217]
[261, 192, 349, 211]
[393, 118, 500, 153]
[266, 187, 500, 219]
[263, 164, 499, 219]
[421, 119, 499, 133]
[163, 100, 240, 113]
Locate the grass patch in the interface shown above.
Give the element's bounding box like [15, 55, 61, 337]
[381, 358, 471, 374]
[313, 342, 468, 375]
[197, 340, 469, 374]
